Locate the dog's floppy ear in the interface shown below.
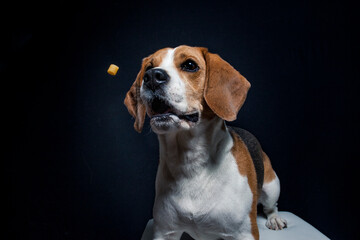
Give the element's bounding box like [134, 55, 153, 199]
[202, 49, 251, 121]
[124, 57, 149, 133]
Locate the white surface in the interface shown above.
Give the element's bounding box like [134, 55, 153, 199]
[141, 211, 330, 240]
[257, 212, 329, 240]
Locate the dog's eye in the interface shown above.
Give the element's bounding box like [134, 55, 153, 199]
[181, 60, 199, 72]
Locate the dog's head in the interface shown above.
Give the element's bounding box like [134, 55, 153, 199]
[124, 45, 250, 134]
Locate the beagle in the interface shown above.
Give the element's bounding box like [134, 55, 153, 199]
[124, 45, 287, 240]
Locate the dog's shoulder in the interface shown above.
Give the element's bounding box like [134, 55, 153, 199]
[228, 126, 264, 191]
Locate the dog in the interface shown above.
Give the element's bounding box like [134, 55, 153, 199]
[124, 45, 287, 240]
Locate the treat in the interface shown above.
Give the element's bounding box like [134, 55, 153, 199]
[107, 64, 119, 76]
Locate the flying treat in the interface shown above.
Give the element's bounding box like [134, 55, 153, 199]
[107, 64, 119, 76]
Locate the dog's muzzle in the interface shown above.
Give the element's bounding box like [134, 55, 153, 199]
[141, 68, 200, 133]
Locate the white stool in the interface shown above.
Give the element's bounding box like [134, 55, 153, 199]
[141, 211, 330, 240]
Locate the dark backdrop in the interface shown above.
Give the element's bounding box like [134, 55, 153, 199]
[4, 0, 359, 239]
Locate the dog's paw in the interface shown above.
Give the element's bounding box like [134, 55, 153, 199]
[265, 216, 287, 230]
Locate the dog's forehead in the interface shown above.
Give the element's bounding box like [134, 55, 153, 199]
[173, 46, 206, 66]
[150, 46, 205, 66]
[148, 48, 171, 66]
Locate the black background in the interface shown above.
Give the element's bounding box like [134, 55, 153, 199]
[4, 0, 359, 239]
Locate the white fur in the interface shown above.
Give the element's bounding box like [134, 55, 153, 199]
[259, 174, 287, 230]
[152, 118, 255, 240]
[157, 48, 188, 114]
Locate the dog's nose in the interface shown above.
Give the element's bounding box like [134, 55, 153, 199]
[143, 68, 169, 91]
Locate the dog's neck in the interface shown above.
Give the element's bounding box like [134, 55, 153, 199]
[157, 117, 232, 181]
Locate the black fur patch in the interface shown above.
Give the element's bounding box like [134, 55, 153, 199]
[228, 126, 265, 191]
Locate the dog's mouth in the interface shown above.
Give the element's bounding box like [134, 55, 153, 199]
[149, 97, 199, 123]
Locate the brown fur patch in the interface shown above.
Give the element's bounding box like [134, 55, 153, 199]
[124, 79, 146, 132]
[203, 51, 251, 121]
[262, 151, 276, 183]
[230, 130, 259, 240]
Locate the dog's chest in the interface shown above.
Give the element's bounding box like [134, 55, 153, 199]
[155, 154, 253, 238]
